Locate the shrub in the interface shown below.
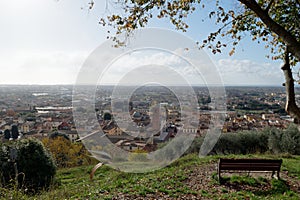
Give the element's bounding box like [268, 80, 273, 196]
[0, 138, 56, 192]
[198, 125, 300, 156]
[211, 133, 243, 155]
[267, 124, 300, 155]
[42, 137, 95, 168]
[0, 143, 15, 187]
[268, 128, 282, 154]
[281, 124, 300, 154]
[185, 136, 204, 155]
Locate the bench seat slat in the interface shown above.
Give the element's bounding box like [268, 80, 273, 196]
[220, 164, 281, 168]
[220, 164, 281, 167]
[219, 158, 282, 163]
[220, 166, 280, 171]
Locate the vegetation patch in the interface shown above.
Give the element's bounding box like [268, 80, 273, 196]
[0, 154, 299, 199]
[0, 138, 56, 193]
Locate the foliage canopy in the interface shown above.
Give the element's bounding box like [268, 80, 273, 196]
[99, 0, 300, 64]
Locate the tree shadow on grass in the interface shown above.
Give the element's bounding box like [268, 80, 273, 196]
[217, 175, 294, 197]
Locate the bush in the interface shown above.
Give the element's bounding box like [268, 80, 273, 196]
[0, 143, 15, 187]
[185, 136, 204, 155]
[42, 137, 95, 168]
[0, 138, 56, 192]
[268, 124, 300, 155]
[268, 128, 282, 154]
[281, 124, 300, 154]
[191, 124, 300, 156]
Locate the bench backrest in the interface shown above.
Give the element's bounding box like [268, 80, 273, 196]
[219, 158, 282, 171]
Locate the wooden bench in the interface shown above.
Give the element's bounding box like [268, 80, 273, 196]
[218, 158, 282, 181]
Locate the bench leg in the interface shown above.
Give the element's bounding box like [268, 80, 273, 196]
[271, 171, 280, 179]
[217, 167, 222, 183]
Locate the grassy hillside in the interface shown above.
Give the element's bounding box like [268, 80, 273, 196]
[1, 154, 300, 199]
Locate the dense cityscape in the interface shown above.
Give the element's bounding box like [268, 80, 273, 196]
[0, 85, 297, 152]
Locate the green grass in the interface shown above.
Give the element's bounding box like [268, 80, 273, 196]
[229, 175, 266, 186]
[1, 153, 299, 199]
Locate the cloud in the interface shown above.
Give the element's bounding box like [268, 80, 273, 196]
[96, 48, 226, 86]
[99, 50, 200, 85]
[216, 59, 284, 85]
[110, 51, 185, 73]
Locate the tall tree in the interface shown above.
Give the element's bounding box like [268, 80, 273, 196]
[94, 0, 300, 121]
[4, 129, 11, 140]
[11, 125, 19, 140]
[103, 112, 112, 121]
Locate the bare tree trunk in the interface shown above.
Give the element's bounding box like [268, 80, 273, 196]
[281, 49, 300, 123]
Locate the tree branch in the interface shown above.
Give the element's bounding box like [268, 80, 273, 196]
[238, 0, 300, 61]
[265, 0, 274, 13]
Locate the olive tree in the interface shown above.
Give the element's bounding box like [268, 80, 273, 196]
[89, 0, 300, 121]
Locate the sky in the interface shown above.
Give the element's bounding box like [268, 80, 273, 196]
[0, 0, 287, 86]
